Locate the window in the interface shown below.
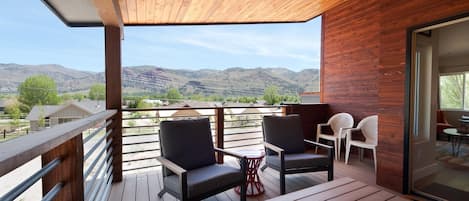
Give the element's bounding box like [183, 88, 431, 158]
[439, 72, 469, 110]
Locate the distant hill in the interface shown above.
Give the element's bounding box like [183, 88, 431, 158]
[0, 63, 319, 96]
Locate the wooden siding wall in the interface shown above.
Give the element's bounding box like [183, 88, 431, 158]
[322, 0, 469, 192]
[284, 104, 329, 141]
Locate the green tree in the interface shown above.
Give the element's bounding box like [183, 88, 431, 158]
[89, 84, 106, 100]
[166, 88, 182, 104]
[18, 75, 59, 109]
[263, 85, 281, 105]
[8, 104, 21, 130]
[61, 93, 73, 102]
[38, 105, 46, 128]
[440, 74, 464, 108]
[73, 93, 86, 101]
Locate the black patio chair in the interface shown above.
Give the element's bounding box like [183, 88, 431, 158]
[157, 118, 247, 201]
[261, 114, 334, 194]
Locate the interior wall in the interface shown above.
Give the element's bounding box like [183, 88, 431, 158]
[322, 0, 469, 192]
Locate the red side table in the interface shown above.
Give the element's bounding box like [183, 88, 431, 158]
[235, 150, 265, 196]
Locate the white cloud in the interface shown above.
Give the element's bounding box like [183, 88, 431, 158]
[125, 25, 321, 64]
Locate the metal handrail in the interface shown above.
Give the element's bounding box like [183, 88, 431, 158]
[0, 110, 117, 177]
[84, 140, 113, 179]
[1, 158, 61, 201]
[42, 182, 63, 201]
[83, 120, 112, 144]
[84, 129, 112, 161]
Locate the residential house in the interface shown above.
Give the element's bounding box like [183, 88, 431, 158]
[26, 100, 105, 131]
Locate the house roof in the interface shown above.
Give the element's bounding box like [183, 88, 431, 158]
[43, 0, 345, 27]
[26, 100, 105, 121]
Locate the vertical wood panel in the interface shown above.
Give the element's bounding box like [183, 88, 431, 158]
[284, 104, 330, 142]
[42, 134, 84, 201]
[215, 107, 224, 163]
[322, 0, 469, 192]
[105, 26, 123, 183]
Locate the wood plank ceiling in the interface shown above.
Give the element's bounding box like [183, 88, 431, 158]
[118, 0, 345, 25]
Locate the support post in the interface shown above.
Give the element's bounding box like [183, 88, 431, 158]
[105, 25, 123, 182]
[215, 107, 224, 163]
[42, 134, 84, 201]
[281, 105, 288, 116]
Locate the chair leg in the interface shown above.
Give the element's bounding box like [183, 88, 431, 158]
[337, 137, 342, 160]
[240, 181, 247, 201]
[315, 135, 320, 153]
[157, 189, 166, 198]
[359, 148, 364, 161]
[260, 164, 267, 171]
[333, 139, 338, 160]
[280, 171, 286, 195]
[345, 143, 351, 164]
[327, 166, 333, 181]
[373, 148, 377, 173]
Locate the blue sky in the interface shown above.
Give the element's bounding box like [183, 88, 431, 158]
[0, 0, 321, 72]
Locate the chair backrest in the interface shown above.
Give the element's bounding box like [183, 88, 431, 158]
[357, 115, 378, 145]
[328, 113, 354, 137]
[436, 110, 448, 124]
[262, 115, 305, 155]
[159, 118, 216, 173]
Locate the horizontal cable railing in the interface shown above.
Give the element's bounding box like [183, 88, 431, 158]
[121, 106, 284, 173]
[0, 110, 117, 201]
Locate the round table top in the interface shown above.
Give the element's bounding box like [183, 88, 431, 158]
[443, 128, 469, 137]
[235, 150, 265, 159]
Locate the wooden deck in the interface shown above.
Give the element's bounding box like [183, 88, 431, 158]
[108, 156, 379, 201]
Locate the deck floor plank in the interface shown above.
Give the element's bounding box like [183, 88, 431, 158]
[136, 174, 150, 201]
[109, 157, 381, 201]
[122, 174, 137, 201]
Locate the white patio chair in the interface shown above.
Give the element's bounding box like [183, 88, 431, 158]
[316, 113, 354, 160]
[345, 115, 378, 173]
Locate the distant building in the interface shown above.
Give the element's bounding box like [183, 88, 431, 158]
[300, 92, 320, 104]
[26, 100, 105, 131]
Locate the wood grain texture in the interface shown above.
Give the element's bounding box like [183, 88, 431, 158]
[0, 110, 116, 177]
[42, 134, 84, 201]
[322, 0, 469, 192]
[215, 107, 224, 163]
[105, 26, 123, 183]
[117, 0, 345, 24]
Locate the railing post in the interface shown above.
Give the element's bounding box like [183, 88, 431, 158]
[41, 134, 84, 201]
[105, 25, 123, 182]
[215, 107, 224, 163]
[282, 105, 288, 116]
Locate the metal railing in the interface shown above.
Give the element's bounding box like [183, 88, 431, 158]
[121, 106, 284, 173]
[0, 110, 117, 201]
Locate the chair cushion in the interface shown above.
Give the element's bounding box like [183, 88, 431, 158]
[164, 164, 243, 198]
[263, 115, 305, 155]
[160, 118, 216, 171]
[266, 153, 329, 169]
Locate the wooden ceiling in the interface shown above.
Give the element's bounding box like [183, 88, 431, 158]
[118, 0, 346, 25]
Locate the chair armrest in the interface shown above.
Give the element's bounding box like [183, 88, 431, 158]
[345, 128, 361, 141]
[304, 139, 333, 150]
[214, 147, 245, 159]
[317, 123, 329, 131]
[156, 156, 187, 176]
[263, 142, 284, 154]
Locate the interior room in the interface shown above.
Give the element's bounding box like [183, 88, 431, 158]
[411, 17, 469, 200]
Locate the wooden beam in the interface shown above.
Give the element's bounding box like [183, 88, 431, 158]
[105, 26, 123, 182]
[42, 134, 84, 201]
[93, 0, 124, 37]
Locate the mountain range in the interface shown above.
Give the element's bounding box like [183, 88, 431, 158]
[0, 63, 319, 96]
